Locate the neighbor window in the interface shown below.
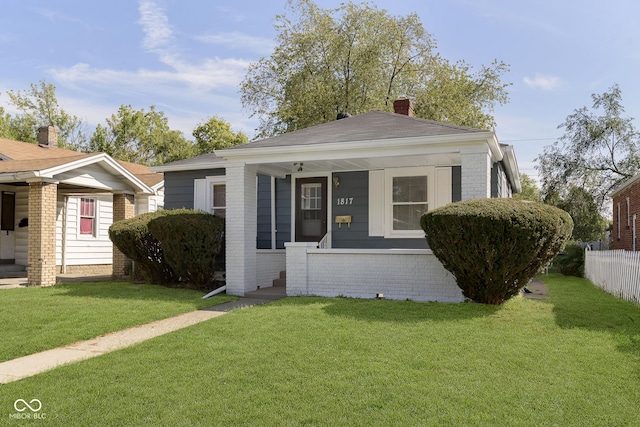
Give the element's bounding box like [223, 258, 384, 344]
[211, 183, 226, 218]
[617, 202, 621, 239]
[79, 197, 96, 236]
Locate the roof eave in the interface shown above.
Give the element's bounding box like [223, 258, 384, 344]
[611, 172, 640, 197]
[150, 160, 227, 172]
[20, 153, 154, 194]
[501, 145, 522, 193]
[217, 132, 500, 163]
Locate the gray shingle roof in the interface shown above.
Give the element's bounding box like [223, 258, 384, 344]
[149, 152, 226, 171]
[228, 110, 487, 150]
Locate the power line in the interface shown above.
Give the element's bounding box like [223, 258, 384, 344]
[501, 137, 559, 142]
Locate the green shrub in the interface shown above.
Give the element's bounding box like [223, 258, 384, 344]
[109, 210, 179, 285]
[148, 211, 225, 291]
[421, 199, 573, 305]
[553, 242, 585, 277]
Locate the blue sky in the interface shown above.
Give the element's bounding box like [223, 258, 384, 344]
[1, 0, 639, 180]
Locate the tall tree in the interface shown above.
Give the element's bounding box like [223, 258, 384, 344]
[536, 84, 640, 212]
[241, 0, 510, 138]
[5, 80, 88, 149]
[546, 185, 607, 242]
[88, 105, 195, 166]
[192, 116, 248, 154]
[512, 173, 541, 202]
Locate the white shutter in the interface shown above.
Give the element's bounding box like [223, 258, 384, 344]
[194, 179, 208, 212]
[368, 170, 384, 236]
[435, 167, 452, 208]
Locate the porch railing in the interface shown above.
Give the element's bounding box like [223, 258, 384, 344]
[318, 233, 330, 249]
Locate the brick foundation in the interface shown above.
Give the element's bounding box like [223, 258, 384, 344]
[59, 264, 113, 275]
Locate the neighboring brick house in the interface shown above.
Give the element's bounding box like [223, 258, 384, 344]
[154, 99, 522, 302]
[611, 172, 640, 251]
[0, 127, 164, 286]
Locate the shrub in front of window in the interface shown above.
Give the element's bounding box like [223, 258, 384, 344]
[421, 199, 573, 305]
[148, 210, 225, 291]
[109, 210, 179, 285]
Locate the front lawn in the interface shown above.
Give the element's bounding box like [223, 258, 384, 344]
[0, 281, 235, 362]
[1, 274, 638, 425]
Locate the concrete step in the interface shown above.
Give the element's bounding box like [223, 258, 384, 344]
[273, 270, 286, 287]
[0, 265, 26, 278]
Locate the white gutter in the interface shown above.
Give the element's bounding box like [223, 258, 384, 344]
[216, 132, 501, 162]
[501, 145, 522, 193]
[150, 161, 227, 173]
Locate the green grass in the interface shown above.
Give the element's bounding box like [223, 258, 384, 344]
[0, 281, 235, 362]
[1, 274, 638, 426]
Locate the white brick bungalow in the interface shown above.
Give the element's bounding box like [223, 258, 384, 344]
[154, 99, 521, 302]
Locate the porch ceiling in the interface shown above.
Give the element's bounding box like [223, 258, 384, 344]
[256, 152, 461, 177]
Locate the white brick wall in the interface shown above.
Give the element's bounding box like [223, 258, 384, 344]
[285, 246, 463, 302]
[285, 242, 316, 296]
[256, 250, 286, 288]
[225, 163, 258, 296]
[461, 149, 491, 200]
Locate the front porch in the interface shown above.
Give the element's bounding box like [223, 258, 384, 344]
[252, 240, 464, 302]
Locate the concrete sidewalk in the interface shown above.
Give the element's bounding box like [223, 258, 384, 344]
[0, 292, 284, 384]
[522, 277, 549, 301]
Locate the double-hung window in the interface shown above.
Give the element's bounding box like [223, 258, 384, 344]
[79, 197, 96, 236]
[211, 183, 226, 218]
[383, 167, 434, 238]
[392, 176, 429, 231]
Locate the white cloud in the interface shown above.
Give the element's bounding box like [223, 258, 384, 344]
[49, 56, 250, 93]
[137, 0, 173, 51]
[196, 32, 274, 55]
[38, 0, 261, 138]
[523, 73, 562, 91]
[33, 8, 95, 31]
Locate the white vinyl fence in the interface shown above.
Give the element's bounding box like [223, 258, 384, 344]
[585, 249, 640, 303]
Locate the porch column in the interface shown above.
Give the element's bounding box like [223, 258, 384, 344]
[112, 193, 135, 278]
[460, 148, 492, 200]
[225, 163, 258, 296]
[27, 180, 58, 287]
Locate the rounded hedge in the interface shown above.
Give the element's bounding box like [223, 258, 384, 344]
[421, 198, 573, 305]
[109, 210, 179, 285]
[148, 211, 225, 290]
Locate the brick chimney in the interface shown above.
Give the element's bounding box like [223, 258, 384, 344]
[393, 98, 414, 117]
[38, 126, 58, 147]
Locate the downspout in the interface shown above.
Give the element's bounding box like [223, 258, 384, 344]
[202, 285, 226, 299]
[61, 195, 69, 274]
[633, 214, 637, 252]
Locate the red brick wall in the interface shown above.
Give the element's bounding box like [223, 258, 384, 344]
[612, 180, 640, 251]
